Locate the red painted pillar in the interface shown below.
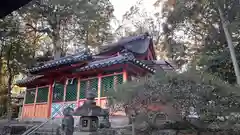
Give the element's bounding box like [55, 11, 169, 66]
[47, 80, 54, 118]
[77, 77, 81, 107]
[33, 87, 38, 117]
[21, 89, 27, 119]
[63, 79, 67, 102]
[123, 65, 128, 82]
[113, 73, 118, 90]
[97, 74, 102, 106]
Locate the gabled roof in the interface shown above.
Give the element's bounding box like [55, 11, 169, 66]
[98, 33, 155, 58]
[16, 34, 174, 87]
[29, 51, 92, 74]
[28, 33, 155, 74]
[141, 60, 175, 70]
[74, 52, 155, 73]
[16, 52, 158, 86]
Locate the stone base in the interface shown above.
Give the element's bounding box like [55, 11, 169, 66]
[152, 130, 176, 135]
[73, 129, 118, 135]
[73, 131, 98, 135]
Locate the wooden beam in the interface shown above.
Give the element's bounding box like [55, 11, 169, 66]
[21, 89, 27, 119]
[33, 87, 38, 117]
[123, 65, 128, 82]
[97, 74, 102, 106]
[63, 79, 67, 102]
[77, 77, 81, 107]
[113, 73, 118, 91]
[47, 80, 54, 118]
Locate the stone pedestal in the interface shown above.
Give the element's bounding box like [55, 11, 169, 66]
[73, 131, 98, 135]
[73, 91, 109, 134]
[79, 116, 98, 132]
[73, 128, 117, 135]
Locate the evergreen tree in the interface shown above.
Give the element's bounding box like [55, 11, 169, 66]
[161, 0, 240, 83]
[0, 14, 35, 119]
[20, 0, 114, 59]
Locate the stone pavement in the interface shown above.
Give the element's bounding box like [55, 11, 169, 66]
[109, 116, 129, 128]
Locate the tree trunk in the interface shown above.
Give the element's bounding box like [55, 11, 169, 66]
[7, 72, 13, 121]
[217, 3, 240, 85]
[52, 11, 62, 60]
[6, 45, 13, 121]
[53, 31, 62, 60]
[0, 42, 5, 84]
[85, 27, 89, 50]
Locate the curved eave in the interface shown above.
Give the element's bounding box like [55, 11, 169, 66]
[74, 53, 156, 73]
[98, 33, 151, 56]
[17, 53, 157, 86]
[15, 75, 44, 87]
[29, 53, 92, 74]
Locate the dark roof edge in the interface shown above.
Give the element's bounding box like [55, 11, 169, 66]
[29, 51, 92, 74]
[15, 75, 44, 86]
[97, 33, 150, 55]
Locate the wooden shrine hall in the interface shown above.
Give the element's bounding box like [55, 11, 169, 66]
[16, 33, 174, 119]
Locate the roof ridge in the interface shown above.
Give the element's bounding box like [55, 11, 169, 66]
[98, 33, 150, 54]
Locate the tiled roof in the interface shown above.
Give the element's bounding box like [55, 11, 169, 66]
[99, 33, 151, 55]
[15, 75, 44, 86]
[29, 33, 152, 74]
[101, 33, 149, 48]
[141, 60, 175, 70]
[75, 52, 156, 73]
[16, 53, 156, 86]
[29, 51, 92, 74]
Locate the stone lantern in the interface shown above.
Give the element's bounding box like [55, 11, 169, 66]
[73, 91, 108, 133]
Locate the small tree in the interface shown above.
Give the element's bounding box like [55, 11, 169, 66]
[108, 70, 240, 133]
[0, 15, 34, 120]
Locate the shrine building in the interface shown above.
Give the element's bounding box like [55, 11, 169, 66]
[16, 33, 174, 119]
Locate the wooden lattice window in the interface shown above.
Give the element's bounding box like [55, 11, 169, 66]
[89, 78, 98, 96]
[79, 80, 87, 99]
[36, 86, 49, 103]
[116, 74, 123, 85]
[101, 76, 114, 97]
[25, 88, 36, 104]
[101, 74, 123, 97]
[65, 78, 78, 101]
[79, 78, 98, 99]
[52, 83, 64, 102]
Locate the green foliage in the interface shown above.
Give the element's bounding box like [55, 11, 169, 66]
[165, 0, 240, 84]
[0, 14, 35, 117]
[108, 71, 240, 130]
[19, 0, 114, 56]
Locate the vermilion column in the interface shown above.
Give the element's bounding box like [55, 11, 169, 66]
[33, 87, 38, 117]
[63, 79, 67, 102]
[21, 89, 28, 119]
[77, 78, 81, 107]
[97, 74, 102, 106]
[47, 80, 54, 118]
[123, 67, 128, 82]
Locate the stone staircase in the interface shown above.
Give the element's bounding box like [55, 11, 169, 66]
[33, 123, 60, 135]
[0, 116, 129, 135]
